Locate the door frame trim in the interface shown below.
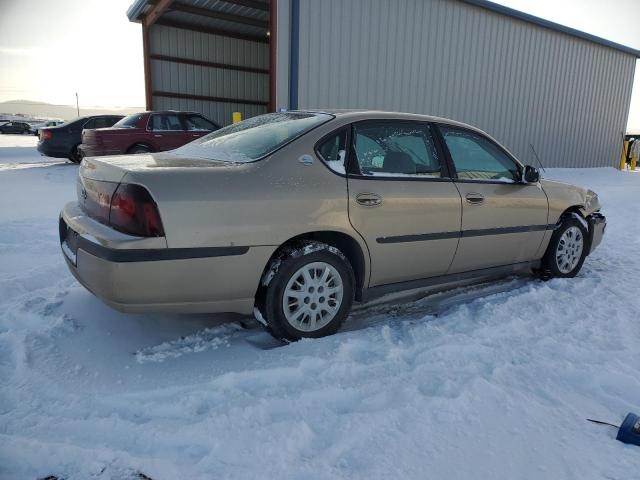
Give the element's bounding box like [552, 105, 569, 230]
[377, 224, 555, 244]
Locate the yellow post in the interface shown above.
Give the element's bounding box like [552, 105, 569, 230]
[632, 147, 638, 171]
[232, 112, 242, 124]
[620, 140, 629, 170]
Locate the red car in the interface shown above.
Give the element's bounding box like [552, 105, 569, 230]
[78, 111, 220, 157]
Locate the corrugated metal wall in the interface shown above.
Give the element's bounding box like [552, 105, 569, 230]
[294, 0, 636, 167]
[148, 24, 269, 126]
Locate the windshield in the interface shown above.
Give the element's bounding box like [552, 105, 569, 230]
[172, 112, 333, 162]
[113, 113, 144, 129]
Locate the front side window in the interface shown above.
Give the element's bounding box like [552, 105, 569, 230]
[352, 122, 442, 177]
[440, 127, 520, 182]
[317, 129, 348, 174]
[83, 119, 96, 129]
[173, 112, 333, 162]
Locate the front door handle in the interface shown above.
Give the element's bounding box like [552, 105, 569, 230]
[356, 192, 382, 207]
[465, 193, 485, 204]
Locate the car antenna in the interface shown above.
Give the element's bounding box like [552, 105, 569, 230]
[529, 143, 547, 174]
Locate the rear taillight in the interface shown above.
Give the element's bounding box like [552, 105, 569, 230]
[109, 184, 165, 237]
[41, 129, 52, 140]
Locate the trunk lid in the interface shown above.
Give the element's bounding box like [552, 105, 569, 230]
[78, 152, 244, 226]
[80, 152, 236, 182]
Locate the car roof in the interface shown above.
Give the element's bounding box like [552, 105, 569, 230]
[290, 109, 487, 134]
[142, 110, 202, 115]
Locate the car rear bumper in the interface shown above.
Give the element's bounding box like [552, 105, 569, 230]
[78, 144, 122, 157]
[37, 141, 69, 158]
[587, 212, 606, 254]
[59, 202, 273, 315]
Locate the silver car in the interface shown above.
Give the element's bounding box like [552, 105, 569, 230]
[60, 110, 606, 340]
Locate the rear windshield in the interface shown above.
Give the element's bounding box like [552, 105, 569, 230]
[113, 113, 144, 129]
[172, 112, 333, 162]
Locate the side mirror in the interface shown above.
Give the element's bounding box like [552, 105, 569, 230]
[524, 165, 540, 183]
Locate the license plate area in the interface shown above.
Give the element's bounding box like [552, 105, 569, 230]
[60, 218, 78, 265]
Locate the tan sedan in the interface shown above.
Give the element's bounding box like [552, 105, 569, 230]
[59, 110, 606, 340]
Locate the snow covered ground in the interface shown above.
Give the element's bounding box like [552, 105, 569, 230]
[1, 134, 639, 480]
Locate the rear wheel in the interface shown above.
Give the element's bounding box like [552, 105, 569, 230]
[68, 145, 82, 163]
[128, 144, 151, 154]
[256, 241, 355, 341]
[541, 217, 588, 278]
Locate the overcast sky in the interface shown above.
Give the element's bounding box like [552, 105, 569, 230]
[0, 0, 638, 128]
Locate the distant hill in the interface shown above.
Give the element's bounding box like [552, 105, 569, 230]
[0, 100, 144, 121]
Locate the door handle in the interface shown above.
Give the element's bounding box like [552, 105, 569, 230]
[465, 193, 485, 204]
[356, 192, 382, 207]
[154, 134, 163, 138]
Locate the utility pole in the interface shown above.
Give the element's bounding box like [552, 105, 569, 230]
[75, 92, 79, 117]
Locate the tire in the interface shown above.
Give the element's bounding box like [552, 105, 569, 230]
[128, 145, 151, 154]
[541, 216, 588, 278]
[68, 145, 82, 163]
[257, 241, 355, 341]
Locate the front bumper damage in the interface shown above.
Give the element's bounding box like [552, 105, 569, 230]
[587, 212, 606, 254]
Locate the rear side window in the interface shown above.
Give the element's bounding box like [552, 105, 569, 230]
[184, 115, 217, 131]
[150, 114, 182, 131]
[113, 114, 144, 129]
[352, 122, 442, 177]
[173, 112, 333, 162]
[440, 127, 519, 182]
[92, 117, 113, 129]
[317, 129, 348, 174]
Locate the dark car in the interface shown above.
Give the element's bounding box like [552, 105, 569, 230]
[78, 111, 220, 158]
[0, 121, 31, 134]
[37, 115, 123, 162]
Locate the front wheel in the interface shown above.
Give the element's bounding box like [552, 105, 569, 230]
[257, 241, 355, 341]
[541, 217, 588, 278]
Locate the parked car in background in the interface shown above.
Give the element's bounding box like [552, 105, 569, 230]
[38, 115, 123, 162]
[30, 120, 65, 136]
[78, 111, 220, 158]
[0, 121, 31, 134]
[59, 110, 606, 341]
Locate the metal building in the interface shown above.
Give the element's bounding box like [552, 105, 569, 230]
[127, 0, 639, 167]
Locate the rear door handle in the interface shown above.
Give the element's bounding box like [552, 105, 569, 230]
[356, 192, 382, 207]
[465, 193, 485, 204]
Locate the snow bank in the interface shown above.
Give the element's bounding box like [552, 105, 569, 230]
[1, 135, 639, 479]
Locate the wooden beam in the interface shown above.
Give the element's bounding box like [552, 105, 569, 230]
[155, 18, 269, 43]
[170, 2, 268, 28]
[143, 0, 173, 28]
[150, 54, 269, 74]
[153, 91, 269, 107]
[142, 24, 153, 110]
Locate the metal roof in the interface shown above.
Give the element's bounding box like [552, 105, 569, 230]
[127, 0, 640, 58]
[459, 0, 640, 58]
[128, 0, 269, 38]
